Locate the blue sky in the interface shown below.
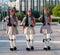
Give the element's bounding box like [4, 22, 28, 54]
[0, 0, 8, 3]
[4, 0, 7, 1]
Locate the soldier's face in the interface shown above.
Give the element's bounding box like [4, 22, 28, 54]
[10, 12, 15, 16]
[44, 9, 47, 14]
[27, 12, 31, 16]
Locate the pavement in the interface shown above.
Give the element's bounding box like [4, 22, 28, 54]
[0, 22, 60, 55]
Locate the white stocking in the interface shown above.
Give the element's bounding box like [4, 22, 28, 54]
[9, 35, 13, 48]
[13, 35, 16, 47]
[30, 34, 33, 47]
[26, 35, 30, 48]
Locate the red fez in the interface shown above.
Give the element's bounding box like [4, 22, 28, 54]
[9, 9, 14, 13]
[27, 10, 31, 12]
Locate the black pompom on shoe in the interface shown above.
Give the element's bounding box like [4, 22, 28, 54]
[10, 48, 14, 51]
[43, 47, 48, 51]
[47, 46, 51, 50]
[26, 48, 30, 51]
[31, 46, 34, 50]
[14, 47, 17, 50]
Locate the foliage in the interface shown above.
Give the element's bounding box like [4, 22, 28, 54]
[15, 12, 24, 21]
[52, 4, 60, 17]
[32, 11, 40, 18]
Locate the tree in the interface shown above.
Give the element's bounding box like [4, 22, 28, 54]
[15, 12, 24, 21]
[52, 4, 60, 17]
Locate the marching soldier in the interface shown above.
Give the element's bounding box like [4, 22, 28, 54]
[4, 9, 18, 51]
[40, 8, 52, 50]
[21, 10, 35, 51]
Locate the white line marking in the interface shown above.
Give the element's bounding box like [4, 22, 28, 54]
[0, 40, 60, 43]
[0, 33, 58, 36]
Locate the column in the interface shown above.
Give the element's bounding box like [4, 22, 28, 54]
[25, 0, 28, 11]
[37, 0, 38, 11]
[51, 0, 53, 5]
[49, 0, 50, 5]
[49, 0, 51, 9]
[38, 0, 40, 12]
[31, 0, 32, 9]
[20, 0, 22, 12]
[58, 0, 59, 5]
[24, 0, 26, 12]
[55, 0, 56, 5]
[43, 0, 44, 8]
[32, 0, 34, 11]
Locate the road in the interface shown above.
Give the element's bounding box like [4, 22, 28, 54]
[0, 22, 60, 55]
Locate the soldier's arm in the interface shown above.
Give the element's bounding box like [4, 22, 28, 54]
[3, 16, 9, 22]
[16, 17, 18, 25]
[47, 15, 51, 24]
[32, 17, 36, 27]
[21, 17, 26, 26]
[38, 15, 42, 20]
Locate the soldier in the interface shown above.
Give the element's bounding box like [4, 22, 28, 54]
[4, 9, 18, 51]
[21, 10, 35, 51]
[40, 8, 52, 50]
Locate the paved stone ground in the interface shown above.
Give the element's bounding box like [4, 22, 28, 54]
[0, 22, 60, 55]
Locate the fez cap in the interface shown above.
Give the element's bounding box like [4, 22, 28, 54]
[9, 9, 14, 13]
[27, 10, 31, 12]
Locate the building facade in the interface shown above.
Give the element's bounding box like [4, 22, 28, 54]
[9, 0, 60, 12]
